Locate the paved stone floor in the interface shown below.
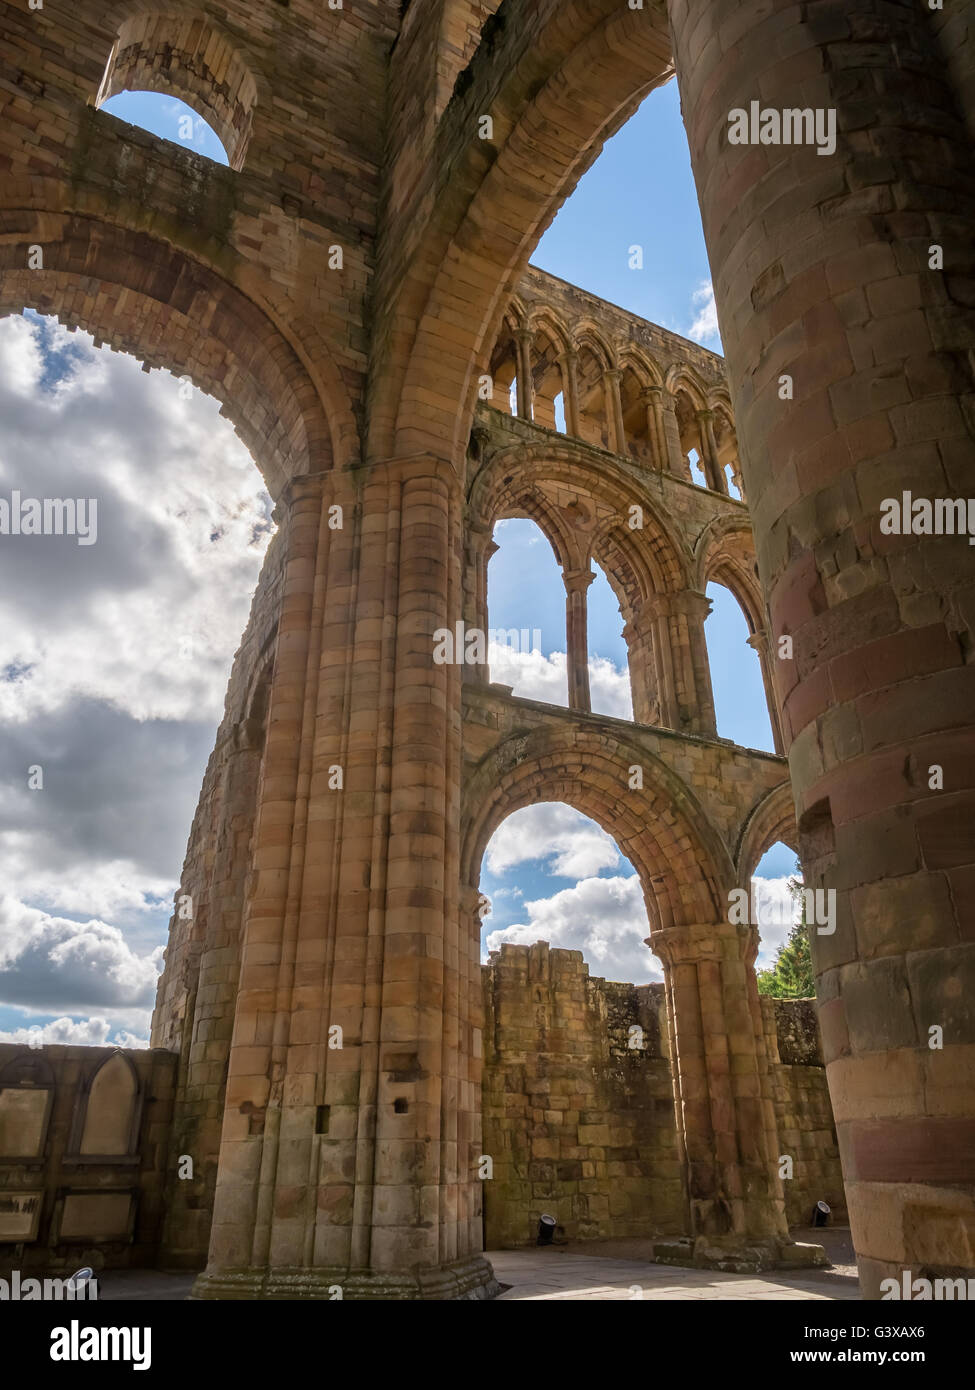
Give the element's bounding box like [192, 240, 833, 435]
[491, 1250, 859, 1300]
[90, 1228, 858, 1301]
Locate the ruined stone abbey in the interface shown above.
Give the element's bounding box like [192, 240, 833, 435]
[0, 0, 973, 1300]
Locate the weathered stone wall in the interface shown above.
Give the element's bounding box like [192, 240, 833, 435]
[0, 1046, 177, 1275]
[763, 999, 848, 1227]
[482, 943, 685, 1248]
[482, 943, 846, 1248]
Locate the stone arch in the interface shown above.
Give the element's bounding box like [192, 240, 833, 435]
[462, 724, 734, 930]
[470, 442, 691, 597]
[0, 211, 345, 498]
[617, 344, 663, 389]
[736, 782, 799, 890]
[664, 363, 709, 410]
[694, 517, 765, 636]
[380, 0, 675, 464]
[95, 9, 262, 170]
[526, 304, 571, 357]
[526, 307, 571, 431]
[74, 1051, 141, 1158]
[572, 322, 615, 371]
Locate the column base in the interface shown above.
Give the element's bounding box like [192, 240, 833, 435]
[653, 1235, 828, 1274]
[190, 1253, 501, 1301]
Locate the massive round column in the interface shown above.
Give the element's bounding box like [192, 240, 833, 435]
[670, 0, 975, 1295]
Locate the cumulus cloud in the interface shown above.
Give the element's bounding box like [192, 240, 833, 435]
[0, 1015, 149, 1049]
[487, 642, 632, 718]
[751, 874, 800, 970]
[482, 808, 803, 983]
[0, 894, 162, 1020]
[0, 312, 272, 727]
[0, 312, 269, 1033]
[689, 279, 721, 346]
[486, 873, 657, 983]
[485, 803, 621, 879]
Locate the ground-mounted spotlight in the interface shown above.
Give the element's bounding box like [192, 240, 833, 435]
[536, 1213, 557, 1246]
[811, 1199, 831, 1228]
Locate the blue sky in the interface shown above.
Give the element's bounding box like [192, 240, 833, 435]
[0, 85, 798, 1044]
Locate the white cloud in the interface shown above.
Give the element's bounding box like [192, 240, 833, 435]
[0, 894, 163, 1018]
[752, 874, 800, 970]
[487, 643, 632, 718]
[486, 873, 658, 983]
[588, 655, 633, 719]
[689, 279, 721, 345]
[0, 312, 269, 1026]
[485, 803, 621, 879]
[0, 1015, 149, 1048]
[0, 313, 273, 727]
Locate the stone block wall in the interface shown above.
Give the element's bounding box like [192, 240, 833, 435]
[0, 1046, 177, 1275]
[482, 942, 687, 1249]
[763, 998, 848, 1228]
[482, 943, 847, 1249]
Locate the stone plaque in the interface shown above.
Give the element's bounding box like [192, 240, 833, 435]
[0, 1190, 42, 1242]
[59, 1191, 133, 1242]
[0, 1087, 51, 1158]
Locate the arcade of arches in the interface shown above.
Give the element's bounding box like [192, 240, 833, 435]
[0, 0, 973, 1300]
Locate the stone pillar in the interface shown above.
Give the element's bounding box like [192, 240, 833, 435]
[622, 605, 660, 725]
[563, 567, 595, 713]
[643, 386, 667, 471]
[649, 914, 803, 1265]
[194, 457, 498, 1300]
[696, 409, 726, 494]
[747, 627, 785, 755]
[463, 524, 495, 688]
[660, 387, 691, 479]
[649, 590, 717, 738]
[559, 348, 581, 438]
[603, 367, 626, 455]
[514, 328, 533, 421]
[671, 0, 975, 1295]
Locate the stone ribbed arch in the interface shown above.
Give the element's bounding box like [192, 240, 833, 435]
[572, 321, 615, 370]
[617, 344, 663, 388]
[377, 0, 674, 464]
[664, 363, 709, 410]
[694, 516, 764, 635]
[735, 782, 799, 890]
[526, 304, 571, 356]
[469, 442, 691, 596]
[461, 723, 733, 931]
[0, 209, 351, 497]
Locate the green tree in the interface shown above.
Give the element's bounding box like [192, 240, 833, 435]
[756, 865, 815, 998]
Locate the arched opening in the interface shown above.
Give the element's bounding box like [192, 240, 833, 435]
[99, 91, 230, 166]
[0, 309, 275, 1054]
[94, 11, 258, 171]
[0, 218, 338, 495]
[529, 320, 568, 432]
[751, 842, 812, 997]
[618, 363, 654, 465]
[479, 803, 652, 983]
[489, 316, 521, 418]
[704, 581, 775, 752]
[486, 517, 567, 706]
[574, 341, 610, 450]
[673, 389, 707, 488]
